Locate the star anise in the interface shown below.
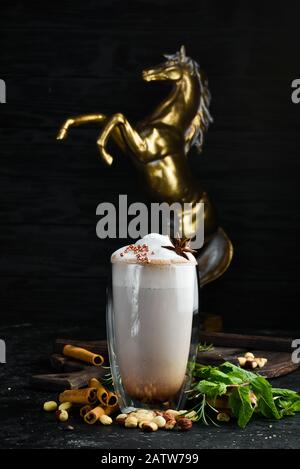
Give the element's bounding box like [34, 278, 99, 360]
[162, 236, 196, 260]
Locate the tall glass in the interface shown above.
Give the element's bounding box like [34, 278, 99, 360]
[107, 261, 199, 412]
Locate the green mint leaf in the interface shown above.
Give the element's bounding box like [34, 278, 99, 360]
[272, 388, 300, 400]
[219, 361, 258, 382]
[194, 380, 227, 402]
[228, 385, 254, 428]
[251, 376, 280, 420]
[209, 368, 242, 385]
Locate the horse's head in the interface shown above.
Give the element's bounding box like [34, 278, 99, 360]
[142, 45, 192, 83]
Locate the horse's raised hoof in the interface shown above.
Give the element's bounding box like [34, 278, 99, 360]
[98, 145, 113, 166]
[57, 128, 68, 140]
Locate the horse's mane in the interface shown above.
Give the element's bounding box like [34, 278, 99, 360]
[164, 50, 213, 153]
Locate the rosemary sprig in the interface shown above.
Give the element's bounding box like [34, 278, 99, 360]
[198, 342, 214, 352]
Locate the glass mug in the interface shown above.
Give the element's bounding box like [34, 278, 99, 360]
[106, 260, 200, 412]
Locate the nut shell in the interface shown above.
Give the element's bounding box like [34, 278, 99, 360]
[176, 417, 192, 431]
[141, 421, 158, 432]
[116, 413, 128, 425]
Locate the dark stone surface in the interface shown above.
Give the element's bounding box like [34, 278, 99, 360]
[1, 322, 300, 449]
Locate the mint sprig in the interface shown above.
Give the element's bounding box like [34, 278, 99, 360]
[188, 361, 300, 428]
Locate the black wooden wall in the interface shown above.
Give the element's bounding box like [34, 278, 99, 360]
[1, 0, 300, 332]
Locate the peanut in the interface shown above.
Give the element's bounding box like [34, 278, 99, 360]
[43, 401, 58, 412]
[58, 402, 72, 411]
[100, 415, 113, 425]
[56, 409, 69, 422]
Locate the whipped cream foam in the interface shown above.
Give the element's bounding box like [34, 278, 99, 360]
[111, 233, 197, 265]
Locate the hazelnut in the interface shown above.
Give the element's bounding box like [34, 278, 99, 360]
[256, 358, 268, 368]
[116, 413, 128, 426]
[125, 416, 138, 428]
[237, 357, 247, 367]
[55, 409, 69, 422]
[152, 416, 166, 428]
[251, 361, 258, 369]
[164, 409, 179, 420]
[165, 418, 176, 430]
[216, 412, 230, 422]
[141, 421, 158, 432]
[176, 417, 193, 431]
[244, 352, 255, 360]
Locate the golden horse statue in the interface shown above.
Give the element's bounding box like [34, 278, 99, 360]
[57, 46, 233, 285]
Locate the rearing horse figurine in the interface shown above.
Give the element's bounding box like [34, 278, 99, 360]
[57, 46, 233, 285]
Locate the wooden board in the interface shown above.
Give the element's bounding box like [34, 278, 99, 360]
[31, 332, 299, 391]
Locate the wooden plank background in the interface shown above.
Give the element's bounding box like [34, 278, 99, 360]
[0, 0, 300, 331]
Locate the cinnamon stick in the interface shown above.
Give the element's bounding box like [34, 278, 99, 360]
[84, 406, 105, 424]
[59, 387, 97, 405]
[63, 344, 104, 367]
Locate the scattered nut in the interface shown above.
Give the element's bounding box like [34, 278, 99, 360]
[100, 415, 113, 425]
[237, 357, 247, 367]
[116, 413, 128, 425]
[176, 417, 193, 431]
[141, 421, 158, 432]
[256, 358, 268, 368]
[136, 413, 153, 422]
[136, 409, 154, 415]
[152, 416, 166, 428]
[139, 420, 150, 429]
[164, 409, 179, 420]
[165, 418, 176, 430]
[58, 402, 72, 411]
[56, 409, 69, 422]
[249, 391, 257, 407]
[238, 352, 268, 369]
[125, 416, 138, 428]
[43, 401, 58, 412]
[217, 412, 230, 422]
